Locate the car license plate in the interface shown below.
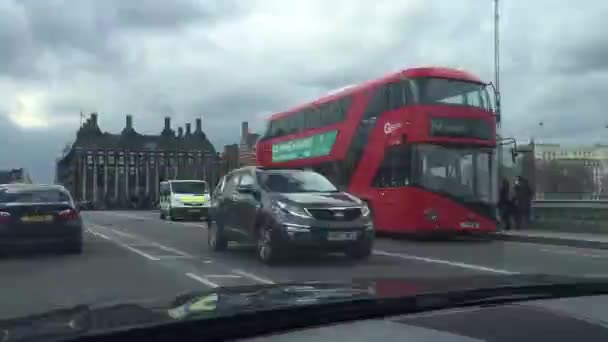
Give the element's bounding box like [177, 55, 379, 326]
[21, 215, 53, 223]
[460, 221, 480, 229]
[327, 232, 357, 241]
[188, 209, 200, 213]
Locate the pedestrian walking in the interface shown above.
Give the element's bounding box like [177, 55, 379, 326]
[514, 176, 533, 229]
[498, 178, 513, 230]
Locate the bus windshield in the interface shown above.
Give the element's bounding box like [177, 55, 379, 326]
[170, 182, 208, 195]
[412, 144, 494, 204]
[411, 77, 491, 111]
[257, 170, 338, 193]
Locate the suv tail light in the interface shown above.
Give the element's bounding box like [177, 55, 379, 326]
[0, 211, 10, 224]
[58, 208, 80, 221]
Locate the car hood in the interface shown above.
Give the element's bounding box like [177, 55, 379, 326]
[272, 192, 361, 208]
[1, 274, 605, 342]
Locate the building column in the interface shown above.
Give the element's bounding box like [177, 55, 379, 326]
[155, 157, 159, 201]
[114, 162, 119, 201]
[92, 152, 98, 204]
[103, 152, 108, 200]
[146, 157, 150, 196]
[126, 152, 130, 200]
[135, 153, 140, 197]
[82, 153, 87, 201]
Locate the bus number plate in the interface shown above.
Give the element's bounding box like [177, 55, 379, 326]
[460, 221, 480, 229]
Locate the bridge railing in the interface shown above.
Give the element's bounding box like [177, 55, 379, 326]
[530, 197, 608, 233]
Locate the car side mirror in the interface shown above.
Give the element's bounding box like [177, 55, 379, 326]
[237, 185, 260, 200]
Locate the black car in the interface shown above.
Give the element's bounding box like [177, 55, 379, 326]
[0, 184, 83, 254]
[208, 167, 374, 263]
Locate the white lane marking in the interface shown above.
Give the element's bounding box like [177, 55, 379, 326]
[152, 255, 193, 259]
[85, 229, 111, 240]
[121, 244, 161, 261]
[232, 269, 275, 284]
[206, 274, 242, 279]
[86, 222, 194, 260]
[539, 248, 606, 259]
[92, 211, 204, 228]
[373, 250, 518, 275]
[108, 228, 136, 238]
[185, 272, 219, 288]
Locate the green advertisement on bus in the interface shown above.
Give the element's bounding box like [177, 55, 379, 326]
[272, 130, 338, 162]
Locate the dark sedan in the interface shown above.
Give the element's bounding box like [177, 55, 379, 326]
[0, 184, 83, 254]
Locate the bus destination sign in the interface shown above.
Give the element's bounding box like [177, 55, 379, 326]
[430, 117, 492, 140]
[272, 130, 338, 162]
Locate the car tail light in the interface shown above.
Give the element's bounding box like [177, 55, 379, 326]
[0, 211, 10, 224]
[58, 208, 80, 221]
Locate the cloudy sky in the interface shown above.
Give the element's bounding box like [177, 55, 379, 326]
[0, 0, 607, 182]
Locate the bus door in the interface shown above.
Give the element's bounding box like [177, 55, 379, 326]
[368, 144, 413, 232]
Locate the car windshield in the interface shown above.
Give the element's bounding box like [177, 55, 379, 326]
[0, 189, 70, 203]
[171, 182, 207, 194]
[257, 171, 338, 193]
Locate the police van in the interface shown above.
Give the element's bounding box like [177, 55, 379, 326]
[159, 180, 210, 221]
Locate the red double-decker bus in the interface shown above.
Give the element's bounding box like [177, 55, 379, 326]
[256, 67, 498, 234]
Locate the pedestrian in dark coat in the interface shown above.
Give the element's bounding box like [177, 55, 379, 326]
[498, 178, 513, 230]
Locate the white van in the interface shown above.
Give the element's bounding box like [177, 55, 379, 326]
[159, 180, 210, 221]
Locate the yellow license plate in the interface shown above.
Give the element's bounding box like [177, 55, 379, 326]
[21, 215, 53, 223]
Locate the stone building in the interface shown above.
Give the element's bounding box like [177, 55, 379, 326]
[238, 121, 260, 167]
[55, 113, 218, 208]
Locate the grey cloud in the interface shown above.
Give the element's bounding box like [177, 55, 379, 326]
[2, 0, 608, 182]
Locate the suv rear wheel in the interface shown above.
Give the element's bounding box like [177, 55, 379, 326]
[257, 226, 281, 265]
[345, 241, 372, 260]
[208, 220, 227, 251]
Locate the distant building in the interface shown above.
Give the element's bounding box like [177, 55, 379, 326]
[531, 143, 608, 199]
[0, 168, 33, 184]
[55, 113, 218, 208]
[222, 144, 239, 175]
[238, 121, 260, 167]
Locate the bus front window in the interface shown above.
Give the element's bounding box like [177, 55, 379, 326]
[412, 144, 493, 205]
[412, 78, 491, 111]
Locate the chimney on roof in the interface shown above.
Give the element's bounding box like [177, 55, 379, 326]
[241, 121, 249, 139]
[185, 123, 192, 136]
[178, 127, 183, 138]
[195, 118, 202, 132]
[126, 115, 133, 130]
[164, 117, 171, 130]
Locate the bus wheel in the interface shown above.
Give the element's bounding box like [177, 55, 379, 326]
[160, 210, 166, 220]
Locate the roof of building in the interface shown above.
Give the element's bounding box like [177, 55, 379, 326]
[58, 114, 217, 165]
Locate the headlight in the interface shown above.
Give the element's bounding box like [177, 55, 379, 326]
[361, 203, 371, 217]
[273, 201, 311, 219]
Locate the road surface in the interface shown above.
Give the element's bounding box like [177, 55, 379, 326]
[2, 210, 607, 319]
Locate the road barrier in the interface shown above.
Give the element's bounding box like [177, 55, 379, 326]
[531, 200, 608, 233]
